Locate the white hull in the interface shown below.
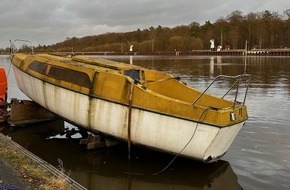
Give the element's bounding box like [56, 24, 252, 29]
[13, 66, 244, 161]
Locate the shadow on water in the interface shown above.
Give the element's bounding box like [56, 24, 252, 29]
[1, 55, 290, 189]
[1, 120, 242, 190]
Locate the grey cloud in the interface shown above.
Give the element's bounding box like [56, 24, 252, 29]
[0, 0, 289, 48]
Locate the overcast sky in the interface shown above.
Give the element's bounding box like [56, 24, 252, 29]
[1, 0, 289, 48]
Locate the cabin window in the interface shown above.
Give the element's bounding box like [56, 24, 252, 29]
[124, 70, 140, 81]
[49, 66, 92, 88]
[28, 61, 47, 74]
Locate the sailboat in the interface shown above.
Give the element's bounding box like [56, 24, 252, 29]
[10, 52, 250, 162]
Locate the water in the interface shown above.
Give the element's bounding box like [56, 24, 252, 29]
[1, 55, 290, 190]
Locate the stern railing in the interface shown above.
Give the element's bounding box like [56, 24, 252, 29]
[192, 74, 251, 109]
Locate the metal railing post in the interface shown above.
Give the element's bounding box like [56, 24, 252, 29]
[192, 74, 251, 109]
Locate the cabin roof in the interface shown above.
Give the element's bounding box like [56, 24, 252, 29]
[36, 54, 142, 72]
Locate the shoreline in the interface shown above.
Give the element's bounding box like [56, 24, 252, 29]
[44, 49, 290, 56]
[2, 48, 290, 56]
[0, 132, 86, 190]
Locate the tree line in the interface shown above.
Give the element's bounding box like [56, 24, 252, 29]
[3, 9, 290, 54]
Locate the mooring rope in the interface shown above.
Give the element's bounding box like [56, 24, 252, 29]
[152, 107, 210, 176]
[6, 58, 12, 79]
[144, 76, 180, 84]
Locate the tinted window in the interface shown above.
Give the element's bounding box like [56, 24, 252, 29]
[28, 61, 47, 74]
[49, 66, 91, 88]
[124, 70, 140, 81]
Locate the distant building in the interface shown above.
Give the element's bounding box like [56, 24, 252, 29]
[210, 39, 215, 51]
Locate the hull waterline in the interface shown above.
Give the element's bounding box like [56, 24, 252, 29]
[12, 64, 245, 162]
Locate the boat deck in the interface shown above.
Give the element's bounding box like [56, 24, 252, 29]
[10, 53, 249, 127]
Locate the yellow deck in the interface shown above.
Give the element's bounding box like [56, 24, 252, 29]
[10, 53, 248, 127]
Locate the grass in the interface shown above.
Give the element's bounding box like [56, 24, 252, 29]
[0, 139, 72, 190]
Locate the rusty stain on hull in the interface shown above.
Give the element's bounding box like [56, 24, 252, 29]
[10, 53, 250, 162]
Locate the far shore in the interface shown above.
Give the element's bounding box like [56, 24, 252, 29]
[2, 48, 290, 56]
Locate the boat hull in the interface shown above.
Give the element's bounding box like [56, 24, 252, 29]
[13, 65, 244, 162]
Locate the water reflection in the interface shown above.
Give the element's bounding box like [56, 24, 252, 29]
[101, 55, 290, 97]
[2, 55, 290, 189]
[2, 121, 242, 190]
[94, 55, 290, 190]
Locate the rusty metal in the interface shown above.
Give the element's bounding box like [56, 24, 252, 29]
[127, 83, 134, 160]
[8, 99, 57, 126]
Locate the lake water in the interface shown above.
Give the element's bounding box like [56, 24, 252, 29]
[1, 55, 289, 190]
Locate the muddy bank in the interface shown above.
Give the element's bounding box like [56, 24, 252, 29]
[0, 158, 34, 189]
[0, 133, 41, 189]
[0, 132, 85, 190]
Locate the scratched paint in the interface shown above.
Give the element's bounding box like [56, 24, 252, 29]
[13, 65, 244, 161]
